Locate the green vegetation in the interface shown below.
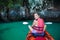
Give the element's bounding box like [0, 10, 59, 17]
[0, 0, 23, 11]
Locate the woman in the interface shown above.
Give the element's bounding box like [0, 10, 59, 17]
[28, 13, 46, 37]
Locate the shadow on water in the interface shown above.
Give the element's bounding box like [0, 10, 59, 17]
[0, 27, 13, 40]
[0, 28, 11, 33]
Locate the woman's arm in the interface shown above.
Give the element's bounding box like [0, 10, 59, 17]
[28, 20, 36, 31]
[32, 20, 36, 27]
[28, 25, 33, 31]
[43, 25, 47, 31]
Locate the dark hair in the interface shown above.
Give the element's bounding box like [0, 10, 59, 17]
[33, 12, 40, 16]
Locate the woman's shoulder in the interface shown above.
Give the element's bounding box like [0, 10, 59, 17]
[38, 18, 43, 20]
[38, 18, 44, 22]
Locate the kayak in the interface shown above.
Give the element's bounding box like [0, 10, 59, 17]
[26, 31, 54, 40]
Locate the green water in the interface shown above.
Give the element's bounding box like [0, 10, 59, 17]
[0, 20, 60, 40]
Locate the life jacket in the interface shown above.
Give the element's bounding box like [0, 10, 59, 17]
[33, 18, 44, 33]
